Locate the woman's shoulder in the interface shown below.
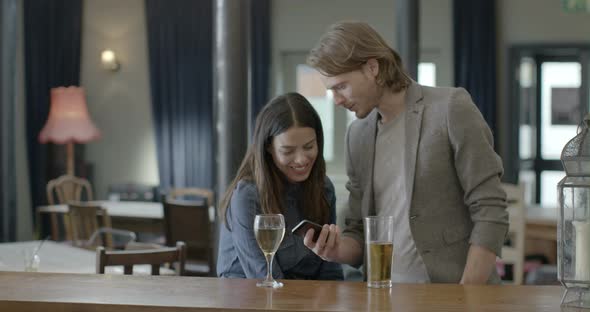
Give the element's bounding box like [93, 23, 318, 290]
[235, 179, 257, 192]
[231, 179, 259, 201]
[228, 179, 261, 220]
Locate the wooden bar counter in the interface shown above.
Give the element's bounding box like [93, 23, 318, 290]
[0, 271, 565, 311]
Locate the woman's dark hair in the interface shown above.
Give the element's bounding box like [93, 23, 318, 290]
[219, 92, 330, 228]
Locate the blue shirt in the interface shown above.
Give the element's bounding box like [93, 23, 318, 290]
[216, 177, 343, 280]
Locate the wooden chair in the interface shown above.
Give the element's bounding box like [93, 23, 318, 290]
[167, 187, 216, 224]
[499, 183, 526, 285]
[44, 175, 94, 240]
[167, 187, 214, 208]
[163, 199, 215, 276]
[47, 175, 93, 205]
[96, 241, 186, 275]
[67, 202, 136, 250]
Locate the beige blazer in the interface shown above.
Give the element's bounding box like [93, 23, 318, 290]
[342, 82, 508, 283]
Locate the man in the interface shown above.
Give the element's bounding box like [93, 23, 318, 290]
[303, 21, 508, 284]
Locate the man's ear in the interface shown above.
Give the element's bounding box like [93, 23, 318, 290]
[364, 58, 379, 77]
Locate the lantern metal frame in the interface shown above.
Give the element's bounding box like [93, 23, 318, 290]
[558, 114, 590, 309]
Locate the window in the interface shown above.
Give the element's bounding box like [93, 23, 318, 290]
[540, 62, 580, 160]
[511, 46, 590, 208]
[418, 62, 436, 87]
[296, 65, 334, 161]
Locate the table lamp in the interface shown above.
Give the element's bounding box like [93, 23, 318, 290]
[38, 86, 101, 176]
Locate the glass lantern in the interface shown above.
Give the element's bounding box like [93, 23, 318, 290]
[558, 114, 590, 308]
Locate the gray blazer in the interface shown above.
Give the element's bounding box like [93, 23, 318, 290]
[342, 82, 508, 283]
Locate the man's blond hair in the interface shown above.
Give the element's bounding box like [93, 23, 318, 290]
[307, 21, 411, 92]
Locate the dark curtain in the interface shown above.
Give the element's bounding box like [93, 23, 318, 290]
[0, 0, 17, 242]
[145, 0, 214, 190]
[250, 0, 271, 124]
[453, 0, 498, 143]
[24, 0, 82, 212]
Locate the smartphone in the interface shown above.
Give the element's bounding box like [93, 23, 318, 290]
[292, 219, 324, 242]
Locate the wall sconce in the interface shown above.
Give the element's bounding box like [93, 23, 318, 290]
[101, 49, 120, 71]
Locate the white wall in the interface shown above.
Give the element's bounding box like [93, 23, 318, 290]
[499, 0, 590, 43]
[80, 0, 158, 199]
[271, 0, 396, 97]
[271, 0, 453, 93]
[420, 0, 453, 87]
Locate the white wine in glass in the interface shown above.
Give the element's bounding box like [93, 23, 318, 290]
[254, 214, 285, 288]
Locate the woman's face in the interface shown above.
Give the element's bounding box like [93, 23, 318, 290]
[268, 126, 318, 183]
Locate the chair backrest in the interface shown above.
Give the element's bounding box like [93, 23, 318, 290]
[163, 199, 213, 274]
[167, 188, 214, 208]
[67, 202, 113, 249]
[500, 183, 526, 285]
[96, 241, 186, 275]
[47, 175, 93, 205]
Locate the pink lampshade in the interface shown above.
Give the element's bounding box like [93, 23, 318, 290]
[38, 86, 101, 144]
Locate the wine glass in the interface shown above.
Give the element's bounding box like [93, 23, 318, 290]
[254, 214, 285, 288]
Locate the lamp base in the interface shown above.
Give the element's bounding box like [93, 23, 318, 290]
[562, 286, 590, 309]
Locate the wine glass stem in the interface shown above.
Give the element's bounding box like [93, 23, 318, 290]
[265, 253, 274, 282]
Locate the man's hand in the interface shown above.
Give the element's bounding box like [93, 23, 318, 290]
[460, 244, 497, 284]
[303, 224, 363, 265]
[303, 224, 341, 262]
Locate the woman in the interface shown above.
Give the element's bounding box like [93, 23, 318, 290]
[216, 92, 343, 280]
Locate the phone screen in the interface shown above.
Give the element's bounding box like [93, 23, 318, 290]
[292, 220, 323, 242]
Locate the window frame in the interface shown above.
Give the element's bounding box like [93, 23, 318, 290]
[509, 44, 590, 206]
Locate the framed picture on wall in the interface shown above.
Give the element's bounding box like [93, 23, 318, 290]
[551, 87, 580, 125]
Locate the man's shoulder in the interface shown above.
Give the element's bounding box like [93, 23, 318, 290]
[419, 85, 476, 119]
[421, 85, 472, 106]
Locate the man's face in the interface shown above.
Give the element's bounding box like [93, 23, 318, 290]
[319, 61, 381, 119]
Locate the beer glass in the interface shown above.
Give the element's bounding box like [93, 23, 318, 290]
[364, 216, 394, 288]
[254, 214, 285, 288]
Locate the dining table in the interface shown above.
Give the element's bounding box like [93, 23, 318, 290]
[36, 200, 215, 240]
[0, 240, 173, 275]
